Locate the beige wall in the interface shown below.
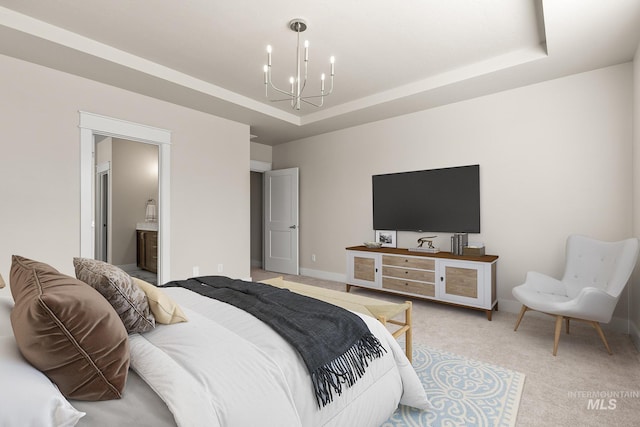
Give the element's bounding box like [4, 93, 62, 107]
[0, 53, 251, 282]
[250, 141, 272, 164]
[273, 63, 634, 325]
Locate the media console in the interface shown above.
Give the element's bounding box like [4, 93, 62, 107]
[346, 245, 499, 320]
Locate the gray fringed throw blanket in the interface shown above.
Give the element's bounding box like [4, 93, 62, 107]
[163, 276, 386, 407]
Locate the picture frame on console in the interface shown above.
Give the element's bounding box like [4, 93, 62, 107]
[375, 230, 397, 248]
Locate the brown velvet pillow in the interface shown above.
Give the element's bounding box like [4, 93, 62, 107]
[9, 255, 129, 401]
[73, 258, 155, 334]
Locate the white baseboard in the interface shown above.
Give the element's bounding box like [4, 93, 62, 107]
[299, 267, 347, 284]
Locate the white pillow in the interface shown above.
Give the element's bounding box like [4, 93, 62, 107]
[0, 336, 85, 427]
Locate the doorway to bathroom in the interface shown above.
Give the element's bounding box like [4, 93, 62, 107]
[95, 136, 159, 284]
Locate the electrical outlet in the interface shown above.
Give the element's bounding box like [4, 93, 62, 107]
[192, 266, 199, 276]
[312, 254, 316, 262]
[217, 264, 223, 273]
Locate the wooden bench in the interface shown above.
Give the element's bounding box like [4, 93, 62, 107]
[260, 276, 413, 362]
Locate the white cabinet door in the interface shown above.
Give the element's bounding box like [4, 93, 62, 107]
[438, 259, 486, 308]
[347, 251, 380, 288]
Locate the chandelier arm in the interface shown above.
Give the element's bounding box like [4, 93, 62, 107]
[267, 75, 294, 97]
[299, 94, 328, 100]
[269, 91, 330, 104]
[268, 97, 301, 103]
[268, 84, 295, 97]
[323, 76, 335, 95]
[301, 97, 324, 108]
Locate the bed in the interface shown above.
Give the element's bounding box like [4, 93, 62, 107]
[0, 256, 429, 427]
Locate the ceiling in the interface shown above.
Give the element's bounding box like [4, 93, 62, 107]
[0, 1, 639, 146]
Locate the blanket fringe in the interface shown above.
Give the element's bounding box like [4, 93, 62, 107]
[310, 333, 386, 408]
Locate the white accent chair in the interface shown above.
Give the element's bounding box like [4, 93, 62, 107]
[512, 235, 639, 355]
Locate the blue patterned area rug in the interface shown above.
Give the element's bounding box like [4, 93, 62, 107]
[382, 345, 525, 427]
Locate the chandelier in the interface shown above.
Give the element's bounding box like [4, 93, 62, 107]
[263, 19, 335, 110]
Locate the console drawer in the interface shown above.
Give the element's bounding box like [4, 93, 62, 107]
[382, 277, 435, 297]
[382, 255, 434, 270]
[382, 266, 434, 283]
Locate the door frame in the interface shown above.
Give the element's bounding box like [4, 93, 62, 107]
[79, 111, 171, 284]
[95, 161, 111, 263]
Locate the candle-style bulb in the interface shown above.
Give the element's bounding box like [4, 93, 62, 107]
[330, 56, 335, 76]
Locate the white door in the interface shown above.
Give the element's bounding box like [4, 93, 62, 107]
[264, 168, 299, 275]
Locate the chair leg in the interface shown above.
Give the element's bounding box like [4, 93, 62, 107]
[553, 315, 563, 356]
[514, 305, 528, 331]
[566, 317, 570, 334]
[592, 322, 613, 355]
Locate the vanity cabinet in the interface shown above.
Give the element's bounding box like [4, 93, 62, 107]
[137, 230, 158, 273]
[346, 246, 498, 320]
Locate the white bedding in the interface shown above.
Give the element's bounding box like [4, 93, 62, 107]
[130, 287, 429, 427]
[1, 283, 428, 427]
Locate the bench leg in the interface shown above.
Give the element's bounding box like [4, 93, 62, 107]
[376, 301, 413, 363]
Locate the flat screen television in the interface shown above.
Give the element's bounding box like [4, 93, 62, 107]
[372, 164, 480, 233]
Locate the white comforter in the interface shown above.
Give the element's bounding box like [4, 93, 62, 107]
[129, 287, 429, 427]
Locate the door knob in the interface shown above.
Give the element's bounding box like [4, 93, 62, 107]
[289, 225, 297, 229]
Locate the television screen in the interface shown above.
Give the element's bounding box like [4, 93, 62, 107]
[372, 165, 480, 233]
